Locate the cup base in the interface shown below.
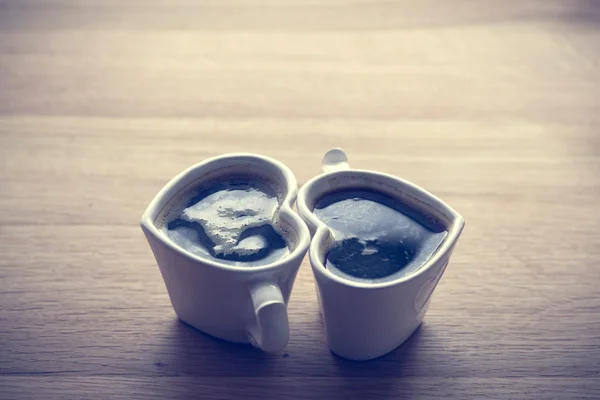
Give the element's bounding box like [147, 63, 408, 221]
[328, 321, 423, 361]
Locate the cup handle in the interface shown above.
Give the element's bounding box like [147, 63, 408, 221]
[246, 283, 289, 353]
[322, 148, 350, 173]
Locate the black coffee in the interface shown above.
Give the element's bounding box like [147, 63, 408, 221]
[313, 189, 447, 282]
[161, 177, 289, 266]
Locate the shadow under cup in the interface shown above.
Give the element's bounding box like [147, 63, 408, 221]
[297, 170, 464, 360]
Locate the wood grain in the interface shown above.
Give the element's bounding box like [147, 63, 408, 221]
[1, 1, 600, 399]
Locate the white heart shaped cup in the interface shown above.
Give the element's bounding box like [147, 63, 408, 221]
[297, 149, 465, 360]
[141, 154, 310, 353]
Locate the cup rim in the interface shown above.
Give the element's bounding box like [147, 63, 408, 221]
[140, 153, 311, 273]
[297, 168, 465, 289]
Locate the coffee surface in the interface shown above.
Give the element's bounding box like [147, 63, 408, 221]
[161, 177, 289, 266]
[313, 189, 447, 282]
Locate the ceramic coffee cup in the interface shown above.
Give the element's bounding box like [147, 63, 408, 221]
[141, 154, 310, 353]
[297, 149, 464, 360]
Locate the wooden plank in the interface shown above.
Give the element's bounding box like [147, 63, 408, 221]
[1, 0, 599, 398]
[1, 226, 599, 378]
[2, 377, 600, 400]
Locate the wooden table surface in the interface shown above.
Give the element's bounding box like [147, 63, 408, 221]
[1, 1, 600, 398]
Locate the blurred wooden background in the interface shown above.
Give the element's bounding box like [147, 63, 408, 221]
[1, 1, 599, 398]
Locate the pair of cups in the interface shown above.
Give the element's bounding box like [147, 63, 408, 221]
[141, 149, 464, 361]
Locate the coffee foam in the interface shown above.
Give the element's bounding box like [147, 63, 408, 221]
[181, 184, 278, 256]
[158, 172, 295, 259]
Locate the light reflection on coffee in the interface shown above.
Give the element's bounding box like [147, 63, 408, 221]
[313, 189, 447, 282]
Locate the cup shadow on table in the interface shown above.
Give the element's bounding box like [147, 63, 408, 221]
[156, 318, 276, 377]
[326, 324, 428, 397]
[155, 317, 439, 398]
